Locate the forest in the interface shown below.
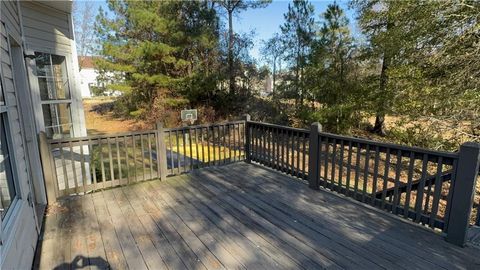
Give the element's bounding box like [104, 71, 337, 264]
[81, 0, 480, 151]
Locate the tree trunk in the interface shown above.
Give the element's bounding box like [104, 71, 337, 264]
[272, 56, 276, 99]
[228, 10, 235, 96]
[372, 53, 389, 136]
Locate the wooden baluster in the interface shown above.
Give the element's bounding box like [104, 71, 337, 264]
[132, 135, 137, 182]
[362, 144, 370, 202]
[443, 159, 456, 232]
[424, 170, 434, 216]
[123, 136, 130, 184]
[139, 135, 146, 181]
[429, 156, 444, 228]
[370, 146, 380, 206]
[189, 127, 193, 170]
[403, 151, 416, 218]
[414, 154, 429, 223]
[302, 132, 307, 180]
[345, 141, 353, 195]
[147, 134, 153, 179]
[88, 139, 97, 191]
[381, 148, 391, 209]
[353, 142, 361, 198]
[213, 126, 217, 165]
[99, 138, 106, 185]
[232, 124, 236, 162]
[392, 150, 403, 214]
[274, 127, 281, 170]
[338, 140, 344, 192]
[238, 123, 242, 161]
[206, 127, 211, 166]
[317, 136, 324, 188]
[330, 139, 337, 191]
[79, 142, 87, 194]
[108, 137, 115, 185]
[182, 129, 187, 171]
[194, 128, 199, 168]
[59, 144, 69, 193]
[69, 141, 79, 194]
[265, 127, 272, 167]
[116, 137, 123, 184]
[323, 137, 330, 189]
[174, 130, 179, 174]
[168, 131, 173, 174]
[296, 132, 301, 177]
[222, 125, 227, 165]
[199, 127, 205, 166]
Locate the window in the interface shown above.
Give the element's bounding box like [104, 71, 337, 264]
[34, 52, 73, 139]
[0, 75, 17, 219]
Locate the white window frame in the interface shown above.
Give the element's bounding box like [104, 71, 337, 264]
[33, 52, 74, 139]
[0, 31, 22, 250]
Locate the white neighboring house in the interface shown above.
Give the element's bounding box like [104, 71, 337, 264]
[260, 74, 273, 97]
[0, 1, 87, 269]
[78, 55, 96, 97]
[79, 55, 122, 97]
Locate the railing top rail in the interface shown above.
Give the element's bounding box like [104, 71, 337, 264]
[49, 130, 157, 144]
[248, 120, 458, 161]
[318, 130, 459, 160]
[164, 120, 245, 132]
[48, 120, 246, 145]
[248, 121, 310, 134]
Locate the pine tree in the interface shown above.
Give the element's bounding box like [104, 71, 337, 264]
[95, 1, 220, 123]
[280, 0, 315, 107]
[306, 2, 357, 132]
[260, 33, 283, 99]
[216, 0, 271, 96]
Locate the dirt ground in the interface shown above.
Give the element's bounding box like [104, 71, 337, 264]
[83, 98, 147, 135]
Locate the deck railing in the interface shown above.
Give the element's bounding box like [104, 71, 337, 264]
[245, 120, 480, 247]
[38, 121, 245, 201]
[38, 117, 479, 246]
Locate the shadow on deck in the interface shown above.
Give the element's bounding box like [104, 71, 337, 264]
[33, 162, 480, 270]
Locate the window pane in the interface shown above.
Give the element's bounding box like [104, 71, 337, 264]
[0, 115, 17, 219]
[34, 52, 51, 77]
[35, 53, 70, 100]
[42, 103, 72, 139]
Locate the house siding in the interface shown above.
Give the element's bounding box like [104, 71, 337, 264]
[1, 2, 38, 269]
[20, 1, 72, 53]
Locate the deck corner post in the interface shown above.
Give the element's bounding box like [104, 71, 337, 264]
[446, 142, 480, 246]
[38, 131, 57, 203]
[243, 114, 251, 163]
[156, 122, 168, 181]
[308, 122, 322, 190]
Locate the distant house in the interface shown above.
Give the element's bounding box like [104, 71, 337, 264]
[1, 1, 86, 268]
[79, 55, 123, 97]
[78, 55, 97, 97]
[260, 74, 273, 97]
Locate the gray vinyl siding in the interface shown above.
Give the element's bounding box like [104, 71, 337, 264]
[20, 1, 73, 53]
[1, 2, 38, 269]
[1, 4, 29, 202]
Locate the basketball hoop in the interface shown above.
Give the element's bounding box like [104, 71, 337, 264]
[181, 109, 198, 125]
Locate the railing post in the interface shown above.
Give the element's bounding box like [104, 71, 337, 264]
[243, 114, 251, 163]
[156, 122, 168, 181]
[446, 142, 480, 246]
[308, 122, 322, 190]
[38, 132, 57, 203]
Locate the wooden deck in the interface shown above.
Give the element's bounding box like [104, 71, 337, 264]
[33, 162, 480, 270]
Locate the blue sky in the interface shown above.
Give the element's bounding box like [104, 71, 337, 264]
[84, 0, 358, 63]
[232, 0, 358, 62]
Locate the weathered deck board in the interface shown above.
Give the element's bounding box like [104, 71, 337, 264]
[34, 163, 480, 270]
